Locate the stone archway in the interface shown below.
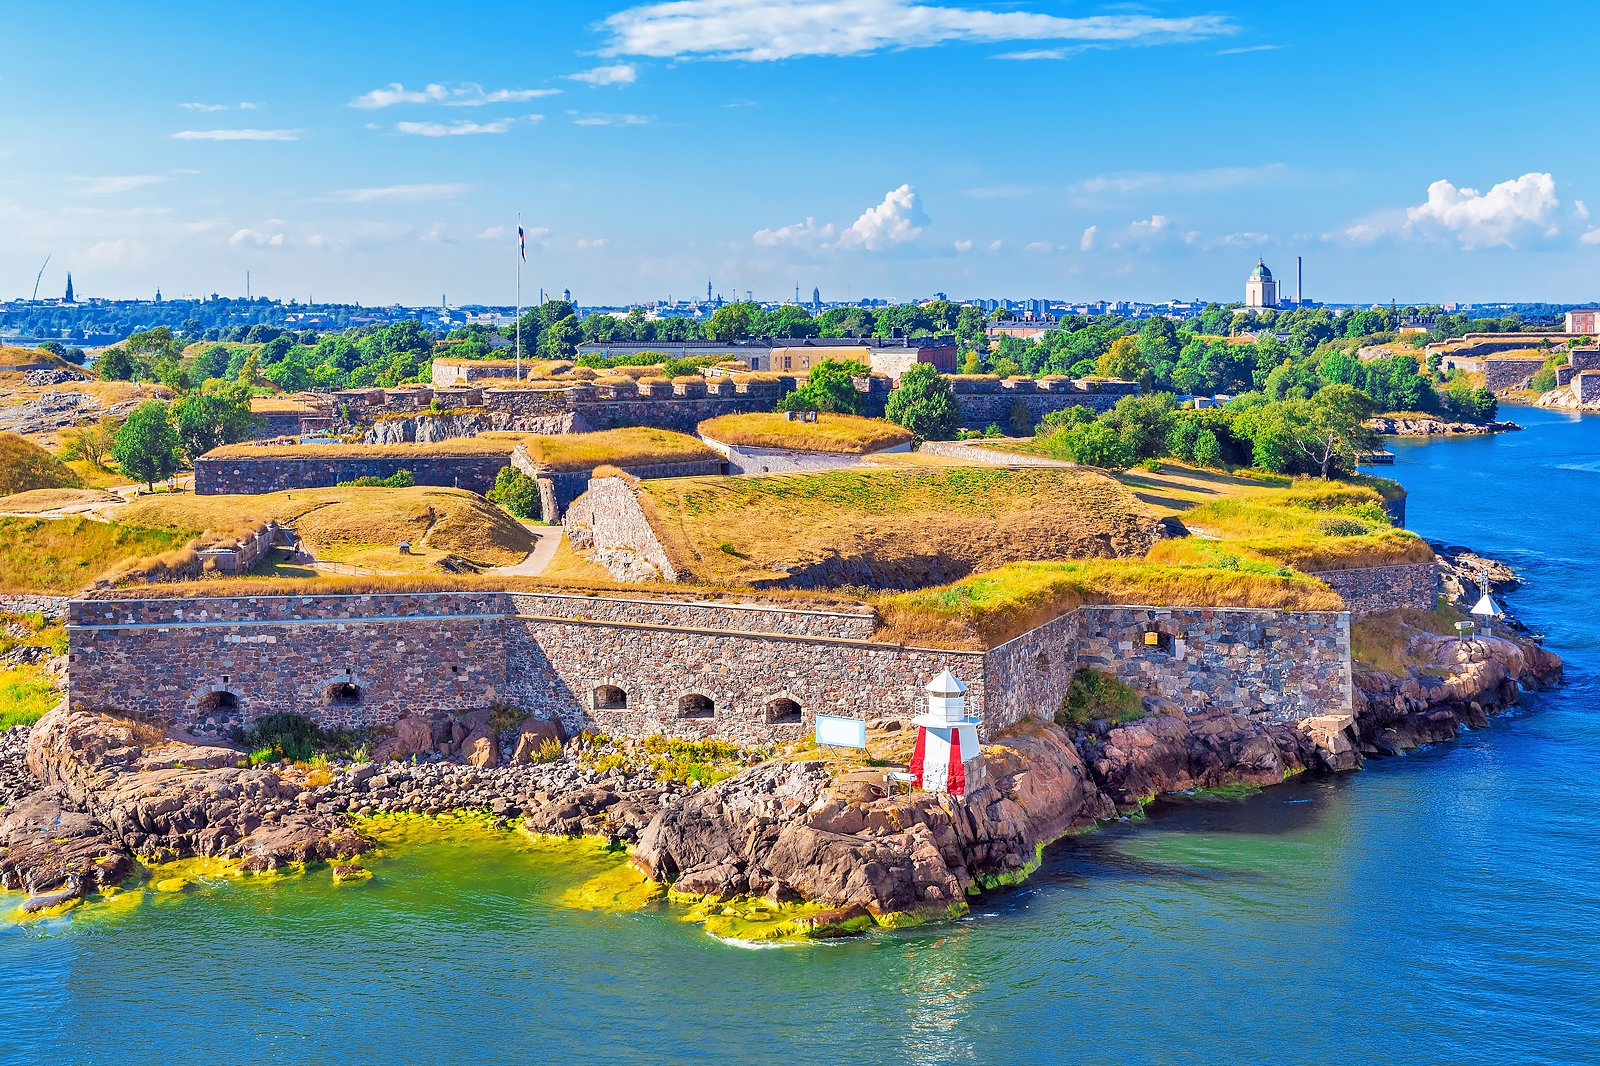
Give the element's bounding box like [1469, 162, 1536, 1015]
[594, 684, 628, 711]
[678, 693, 714, 719]
[765, 697, 802, 725]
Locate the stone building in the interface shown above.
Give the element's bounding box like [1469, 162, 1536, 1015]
[1245, 260, 1280, 309]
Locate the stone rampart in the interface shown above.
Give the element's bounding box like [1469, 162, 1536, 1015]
[699, 433, 910, 476]
[1310, 562, 1437, 616]
[535, 459, 726, 520]
[1074, 606, 1351, 722]
[67, 593, 1354, 748]
[67, 592, 514, 735]
[948, 378, 1139, 430]
[194, 450, 514, 495]
[0, 594, 68, 621]
[562, 477, 679, 581]
[1479, 356, 1548, 393]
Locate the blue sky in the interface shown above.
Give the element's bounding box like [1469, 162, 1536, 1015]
[3, 1, 1598, 306]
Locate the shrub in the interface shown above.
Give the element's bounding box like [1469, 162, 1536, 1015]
[534, 737, 563, 763]
[1141, 458, 1162, 472]
[1192, 429, 1224, 468]
[488, 465, 541, 519]
[1317, 516, 1370, 537]
[236, 712, 345, 763]
[336, 469, 416, 489]
[1055, 668, 1144, 728]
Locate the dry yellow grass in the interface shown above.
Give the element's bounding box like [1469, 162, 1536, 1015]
[121, 485, 536, 569]
[250, 395, 321, 414]
[875, 559, 1344, 649]
[698, 412, 913, 455]
[498, 427, 716, 471]
[0, 487, 121, 513]
[636, 466, 1161, 587]
[0, 517, 193, 593]
[0, 347, 85, 373]
[0, 432, 83, 495]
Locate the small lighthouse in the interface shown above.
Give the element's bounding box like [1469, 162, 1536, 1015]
[909, 669, 985, 798]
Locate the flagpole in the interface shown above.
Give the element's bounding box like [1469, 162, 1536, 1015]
[515, 213, 522, 382]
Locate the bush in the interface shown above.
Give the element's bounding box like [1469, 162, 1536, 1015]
[235, 712, 347, 763]
[337, 469, 416, 489]
[1193, 429, 1224, 468]
[1141, 458, 1162, 472]
[1317, 516, 1370, 537]
[1059, 422, 1134, 469]
[488, 465, 541, 519]
[1055, 668, 1144, 728]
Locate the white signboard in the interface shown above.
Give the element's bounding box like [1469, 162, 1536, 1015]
[814, 714, 867, 750]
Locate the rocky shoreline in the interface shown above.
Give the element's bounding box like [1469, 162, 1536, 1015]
[0, 549, 1564, 933]
[1366, 415, 1520, 437]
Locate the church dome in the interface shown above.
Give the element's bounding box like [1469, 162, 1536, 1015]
[1249, 260, 1273, 280]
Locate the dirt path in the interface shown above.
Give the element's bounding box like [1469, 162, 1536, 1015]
[492, 526, 563, 576]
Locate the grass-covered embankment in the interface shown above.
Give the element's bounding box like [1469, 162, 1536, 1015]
[697, 412, 912, 455]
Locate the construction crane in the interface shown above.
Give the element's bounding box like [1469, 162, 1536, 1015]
[30, 256, 50, 301]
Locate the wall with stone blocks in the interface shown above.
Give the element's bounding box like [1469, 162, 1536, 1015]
[535, 460, 726, 520]
[1310, 562, 1437, 616]
[0, 595, 68, 621]
[947, 379, 1140, 430]
[67, 591, 1353, 748]
[194, 452, 513, 496]
[68, 593, 513, 736]
[1073, 606, 1351, 722]
[562, 477, 679, 581]
[1480, 357, 1548, 393]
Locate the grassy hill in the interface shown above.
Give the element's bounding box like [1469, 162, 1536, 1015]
[697, 412, 912, 454]
[637, 466, 1163, 588]
[122, 485, 537, 571]
[0, 517, 192, 593]
[0, 432, 83, 496]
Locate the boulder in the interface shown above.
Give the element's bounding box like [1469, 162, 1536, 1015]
[373, 715, 432, 763]
[509, 718, 567, 765]
[462, 728, 497, 769]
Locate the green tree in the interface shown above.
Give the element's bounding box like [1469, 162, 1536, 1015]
[489, 466, 542, 519]
[96, 347, 135, 381]
[706, 302, 756, 342]
[1280, 384, 1376, 478]
[124, 326, 182, 363]
[777, 359, 870, 415]
[1192, 428, 1224, 468]
[884, 362, 960, 440]
[173, 382, 257, 461]
[111, 401, 182, 490]
[1059, 422, 1133, 470]
[1101, 393, 1176, 460]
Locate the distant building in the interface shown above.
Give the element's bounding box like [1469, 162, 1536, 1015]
[986, 316, 1057, 342]
[64, 274, 74, 304]
[575, 336, 958, 381]
[1566, 309, 1600, 334]
[1244, 260, 1279, 309]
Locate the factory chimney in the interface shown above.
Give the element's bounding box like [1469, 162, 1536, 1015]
[1297, 256, 1303, 306]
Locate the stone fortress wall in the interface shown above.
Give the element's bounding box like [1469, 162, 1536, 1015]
[67, 589, 1354, 748]
[1309, 562, 1437, 616]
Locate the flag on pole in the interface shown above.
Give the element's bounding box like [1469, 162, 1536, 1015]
[518, 223, 526, 261]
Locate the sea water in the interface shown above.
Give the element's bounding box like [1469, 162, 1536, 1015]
[3, 407, 1597, 1066]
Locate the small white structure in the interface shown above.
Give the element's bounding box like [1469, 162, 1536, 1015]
[909, 669, 986, 798]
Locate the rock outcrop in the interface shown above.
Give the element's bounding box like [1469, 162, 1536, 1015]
[1366, 416, 1520, 436]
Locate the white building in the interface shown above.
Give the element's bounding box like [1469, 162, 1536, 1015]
[1244, 260, 1280, 309]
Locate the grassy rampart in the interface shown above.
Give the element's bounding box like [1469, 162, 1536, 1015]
[698, 412, 912, 455]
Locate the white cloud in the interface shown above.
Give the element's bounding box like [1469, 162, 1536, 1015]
[1128, 214, 1170, 239]
[569, 64, 638, 86]
[837, 184, 928, 250]
[1403, 173, 1560, 249]
[576, 237, 609, 249]
[180, 101, 261, 111]
[953, 239, 974, 253]
[1215, 44, 1282, 56]
[238, 101, 259, 110]
[84, 239, 132, 267]
[571, 112, 653, 126]
[987, 239, 1003, 252]
[754, 217, 836, 247]
[330, 183, 474, 203]
[229, 228, 286, 248]
[1582, 229, 1600, 245]
[171, 128, 301, 141]
[1208, 231, 1270, 249]
[1071, 164, 1288, 197]
[79, 174, 170, 195]
[1079, 225, 1097, 251]
[396, 119, 516, 137]
[600, 0, 1234, 61]
[350, 82, 560, 108]
[1025, 241, 1054, 253]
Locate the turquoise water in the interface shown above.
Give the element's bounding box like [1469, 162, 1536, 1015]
[4, 408, 1599, 1065]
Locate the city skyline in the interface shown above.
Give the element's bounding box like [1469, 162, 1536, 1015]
[5, 2, 1600, 306]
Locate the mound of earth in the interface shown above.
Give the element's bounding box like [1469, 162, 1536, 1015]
[0, 487, 122, 514]
[635, 466, 1166, 590]
[0, 432, 82, 496]
[122, 485, 536, 569]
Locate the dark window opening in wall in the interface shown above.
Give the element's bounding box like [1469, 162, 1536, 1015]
[1035, 650, 1051, 672]
[766, 698, 802, 725]
[196, 690, 238, 715]
[325, 681, 361, 707]
[678, 693, 714, 719]
[595, 685, 628, 711]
